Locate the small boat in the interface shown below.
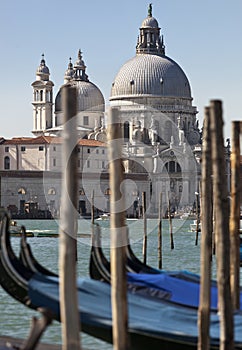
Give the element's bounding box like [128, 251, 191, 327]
[180, 212, 197, 220]
[10, 220, 34, 237]
[36, 232, 91, 238]
[36, 232, 59, 238]
[96, 213, 110, 221]
[190, 220, 201, 232]
[3, 211, 242, 349]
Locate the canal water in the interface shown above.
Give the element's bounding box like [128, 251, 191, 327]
[0, 218, 225, 349]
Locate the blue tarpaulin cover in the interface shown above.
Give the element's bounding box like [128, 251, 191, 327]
[28, 274, 242, 349]
[127, 272, 224, 310]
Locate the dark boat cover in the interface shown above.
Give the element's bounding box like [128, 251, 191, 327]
[127, 272, 226, 310]
[27, 274, 242, 349]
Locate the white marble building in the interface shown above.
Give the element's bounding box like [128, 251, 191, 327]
[0, 5, 204, 218]
[108, 4, 201, 214]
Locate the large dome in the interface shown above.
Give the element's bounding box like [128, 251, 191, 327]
[110, 54, 191, 100]
[55, 80, 104, 113]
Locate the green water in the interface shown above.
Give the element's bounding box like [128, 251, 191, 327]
[0, 218, 216, 349]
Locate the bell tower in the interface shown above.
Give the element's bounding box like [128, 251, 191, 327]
[32, 54, 54, 135]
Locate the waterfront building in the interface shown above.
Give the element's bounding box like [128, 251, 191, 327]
[0, 137, 108, 217]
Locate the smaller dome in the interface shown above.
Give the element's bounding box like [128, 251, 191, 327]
[141, 16, 159, 28]
[37, 55, 49, 73]
[36, 54, 50, 78]
[55, 50, 104, 119]
[74, 49, 86, 70]
[64, 57, 74, 82]
[55, 80, 104, 113]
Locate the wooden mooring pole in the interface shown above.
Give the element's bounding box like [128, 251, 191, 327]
[197, 106, 213, 350]
[195, 191, 200, 246]
[210, 100, 234, 350]
[142, 191, 147, 264]
[158, 192, 163, 269]
[91, 190, 95, 242]
[91, 190, 95, 226]
[108, 107, 129, 350]
[167, 195, 174, 250]
[59, 85, 81, 350]
[230, 121, 241, 311]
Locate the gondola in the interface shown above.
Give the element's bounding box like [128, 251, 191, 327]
[1, 212, 241, 349]
[89, 222, 242, 310]
[19, 225, 57, 277]
[89, 223, 206, 283]
[18, 218, 240, 312]
[19, 222, 214, 307]
[89, 223, 169, 282]
[2, 213, 242, 350]
[90, 223, 210, 284]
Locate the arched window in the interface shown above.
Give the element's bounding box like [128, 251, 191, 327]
[4, 156, 10, 170]
[18, 187, 26, 195]
[169, 161, 175, 173]
[48, 188, 56, 195]
[124, 121, 130, 141]
[104, 188, 111, 196]
[150, 181, 153, 197]
[177, 163, 181, 172]
[165, 120, 172, 141]
[40, 90, 43, 101]
[46, 91, 50, 102]
[164, 161, 182, 173]
[79, 188, 85, 195]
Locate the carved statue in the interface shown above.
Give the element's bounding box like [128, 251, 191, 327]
[148, 3, 152, 17]
[133, 120, 143, 142]
[149, 117, 158, 144]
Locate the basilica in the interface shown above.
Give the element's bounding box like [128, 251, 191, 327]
[0, 5, 203, 218]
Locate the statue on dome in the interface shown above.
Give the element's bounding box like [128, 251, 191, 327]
[148, 3, 152, 17]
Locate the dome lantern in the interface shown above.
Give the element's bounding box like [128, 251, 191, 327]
[73, 49, 89, 82]
[36, 54, 50, 81]
[136, 4, 165, 56]
[64, 57, 74, 83]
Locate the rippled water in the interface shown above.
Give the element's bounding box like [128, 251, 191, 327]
[0, 218, 222, 348]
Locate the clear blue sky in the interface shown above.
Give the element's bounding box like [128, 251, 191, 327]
[0, 0, 241, 140]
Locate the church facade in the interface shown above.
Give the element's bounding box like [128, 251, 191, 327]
[0, 5, 203, 218]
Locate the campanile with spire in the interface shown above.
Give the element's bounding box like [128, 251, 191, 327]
[32, 54, 54, 135]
